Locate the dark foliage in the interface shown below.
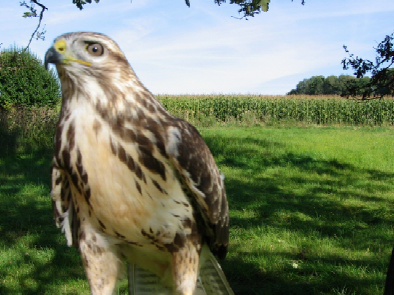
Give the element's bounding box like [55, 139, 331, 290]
[342, 32, 394, 100]
[0, 46, 61, 109]
[287, 75, 372, 96]
[72, 0, 99, 10]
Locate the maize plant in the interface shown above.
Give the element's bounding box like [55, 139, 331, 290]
[157, 95, 394, 126]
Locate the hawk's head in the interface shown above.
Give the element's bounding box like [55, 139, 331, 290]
[45, 32, 150, 110]
[45, 32, 128, 72]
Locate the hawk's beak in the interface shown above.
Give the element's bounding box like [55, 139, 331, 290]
[45, 47, 62, 70]
[44, 39, 91, 70]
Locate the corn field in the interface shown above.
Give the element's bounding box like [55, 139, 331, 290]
[157, 95, 394, 126]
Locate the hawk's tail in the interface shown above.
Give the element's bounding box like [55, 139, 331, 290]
[198, 250, 234, 295]
[127, 251, 234, 295]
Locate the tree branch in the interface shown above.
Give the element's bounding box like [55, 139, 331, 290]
[21, 0, 48, 52]
[341, 32, 394, 100]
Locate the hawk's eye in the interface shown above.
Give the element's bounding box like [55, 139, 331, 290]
[86, 43, 104, 56]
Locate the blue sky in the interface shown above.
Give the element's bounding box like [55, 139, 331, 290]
[1, 0, 393, 94]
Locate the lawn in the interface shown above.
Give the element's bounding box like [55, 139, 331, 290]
[0, 126, 393, 294]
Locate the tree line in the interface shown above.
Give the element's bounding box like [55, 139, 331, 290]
[287, 75, 369, 95]
[287, 72, 393, 97]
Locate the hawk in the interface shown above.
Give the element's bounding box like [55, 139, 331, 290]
[45, 32, 233, 295]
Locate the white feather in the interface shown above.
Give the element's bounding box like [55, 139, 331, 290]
[166, 127, 182, 158]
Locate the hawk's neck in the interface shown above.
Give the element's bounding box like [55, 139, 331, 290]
[58, 70, 172, 128]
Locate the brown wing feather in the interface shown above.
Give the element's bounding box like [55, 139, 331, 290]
[51, 163, 78, 248]
[166, 119, 229, 259]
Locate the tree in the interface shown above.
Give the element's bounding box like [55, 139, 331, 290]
[308, 75, 325, 95]
[337, 74, 356, 94]
[287, 75, 369, 96]
[323, 75, 339, 95]
[287, 78, 308, 95]
[341, 32, 394, 99]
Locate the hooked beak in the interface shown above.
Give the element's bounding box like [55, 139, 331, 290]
[44, 47, 62, 70]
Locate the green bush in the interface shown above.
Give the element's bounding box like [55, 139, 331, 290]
[0, 45, 61, 109]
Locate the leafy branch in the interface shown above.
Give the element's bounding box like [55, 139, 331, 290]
[72, 0, 100, 10]
[341, 32, 394, 100]
[20, 0, 48, 51]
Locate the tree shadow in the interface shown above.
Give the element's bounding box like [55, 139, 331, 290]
[0, 111, 18, 158]
[222, 247, 385, 295]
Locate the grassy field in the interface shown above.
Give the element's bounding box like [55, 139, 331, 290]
[0, 124, 393, 294]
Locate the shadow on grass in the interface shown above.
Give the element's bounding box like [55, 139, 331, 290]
[222, 248, 384, 295]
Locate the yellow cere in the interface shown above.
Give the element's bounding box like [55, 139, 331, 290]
[54, 39, 67, 53]
[54, 39, 92, 66]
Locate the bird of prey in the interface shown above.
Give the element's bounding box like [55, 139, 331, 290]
[45, 32, 233, 295]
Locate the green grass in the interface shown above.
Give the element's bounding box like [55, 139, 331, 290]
[0, 126, 392, 294]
